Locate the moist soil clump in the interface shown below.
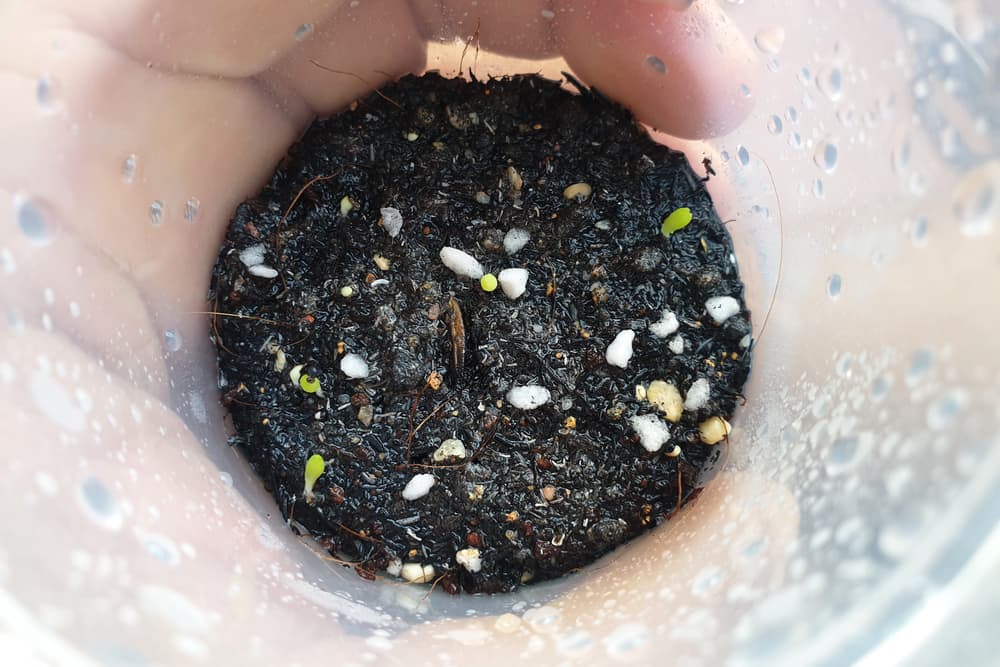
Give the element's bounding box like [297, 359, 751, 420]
[210, 72, 753, 594]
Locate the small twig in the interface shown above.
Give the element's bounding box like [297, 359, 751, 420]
[308, 59, 402, 109]
[193, 310, 298, 327]
[747, 150, 784, 348]
[334, 522, 383, 544]
[274, 172, 342, 257]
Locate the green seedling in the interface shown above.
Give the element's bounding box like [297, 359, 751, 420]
[299, 373, 321, 393]
[661, 207, 693, 237]
[480, 273, 498, 292]
[303, 454, 325, 504]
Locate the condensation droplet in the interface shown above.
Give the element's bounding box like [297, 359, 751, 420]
[183, 197, 201, 223]
[164, 328, 183, 352]
[766, 58, 781, 72]
[691, 566, 726, 597]
[877, 509, 925, 560]
[816, 65, 843, 101]
[870, 374, 893, 401]
[645, 55, 667, 75]
[813, 178, 825, 199]
[754, 26, 786, 55]
[826, 273, 842, 298]
[767, 115, 783, 135]
[951, 162, 998, 237]
[36, 74, 61, 114]
[892, 135, 912, 174]
[32, 373, 85, 432]
[736, 145, 751, 167]
[122, 154, 138, 184]
[603, 622, 651, 658]
[14, 194, 56, 246]
[739, 83, 752, 98]
[79, 477, 123, 530]
[294, 23, 314, 41]
[798, 67, 812, 85]
[825, 433, 870, 475]
[906, 348, 934, 386]
[69, 301, 81, 318]
[926, 389, 967, 430]
[789, 131, 802, 148]
[149, 200, 165, 226]
[814, 140, 839, 173]
[911, 216, 929, 246]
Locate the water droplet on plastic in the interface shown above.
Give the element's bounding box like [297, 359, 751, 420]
[663, 0, 696, 9]
[604, 623, 651, 658]
[164, 328, 183, 352]
[754, 26, 785, 54]
[870, 374, 892, 400]
[952, 162, 998, 237]
[149, 200, 165, 226]
[798, 67, 812, 85]
[877, 510, 925, 560]
[14, 194, 56, 246]
[736, 145, 750, 167]
[911, 216, 928, 246]
[767, 115, 783, 135]
[789, 131, 802, 148]
[766, 58, 781, 72]
[826, 434, 870, 475]
[892, 135, 911, 173]
[294, 23, 314, 41]
[906, 348, 934, 386]
[122, 154, 138, 184]
[814, 140, 838, 173]
[691, 566, 725, 597]
[36, 74, 61, 114]
[826, 273, 841, 298]
[813, 178, 825, 199]
[816, 65, 843, 101]
[183, 197, 201, 223]
[79, 477, 123, 530]
[739, 83, 752, 98]
[645, 55, 667, 74]
[926, 389, 967, 430]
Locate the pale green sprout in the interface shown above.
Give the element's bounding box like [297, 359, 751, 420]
[480, 273, 498, 292]
[299, 374, 321, 393]
[303, 454, 325, 504]
[661, 207, 693, 237]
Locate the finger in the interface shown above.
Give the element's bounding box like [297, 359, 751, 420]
[554, 0, 757, 139]
[38, 0, 347, 77]
[262, 0, 427, 114]
[409, 0, 558, 59]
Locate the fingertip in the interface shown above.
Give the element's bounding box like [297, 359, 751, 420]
[555, 0, 758, 139]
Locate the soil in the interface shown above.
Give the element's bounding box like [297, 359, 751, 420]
[209, 72, 752, 594]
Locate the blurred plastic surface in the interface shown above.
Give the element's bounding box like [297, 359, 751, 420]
[1, 1, 998, 666]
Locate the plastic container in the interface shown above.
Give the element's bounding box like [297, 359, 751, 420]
[2, 2, 998, 666]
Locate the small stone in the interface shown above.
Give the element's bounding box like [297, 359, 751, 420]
[541, 485, 557, 502]
[650, 309, 680, 338]
[563, 415, 577, 430]
[668, 335, 685, 354]
[432, 438, 467, 462]
[563, 182, 593, 201]
[699, 416, 731, 444]
[455, 547, 483, 573]
[503, 228, 530, 255]
[605, 329, 635, 368]
[506, 166, 523, 191]
[705, 295, 741, 324]
[497, 267, 529, 299]
[684, 378, 711, 410]
[439, 246, 484, 279]
[630, 413, 671, 452]
[374, 254, 391, 271]
[647, 380, 683, 422]
[340, 352, 370, 379]
[405, 131, 419, 141]
[248, 264, 278, 279]
[357, 404, 373, 426]
[475, 191, 491, 205]
[665, 444, 682, 457]
[402, 473, 436, 500]
[380, 207, 403, 238]
[238, 244, 265, 267]
[400, 562, 435, 583]
[506, 385, 550, 410]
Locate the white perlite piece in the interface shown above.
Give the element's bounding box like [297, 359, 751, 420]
[248, 265, 279, 279]
[630, 414, 671, 453]
[386, 558, 403, 577]
[402, 473, 435, 500]
[668, 335, 685, 354]
[503, 228, 530, 255]
[605, 329, 635, 368]
[684, 378, 711, 410]
[498, 268, 529, 299]
[506, 385, 550, 410]
[705, 295, 740, 324]
[238, 244, 265, 267]
[380, 207, 403, 237]
[400, 562, 436, 583]
[455, 548, 483, 573]
[649, 309, 680, 338]
[340, 353, 369, 379]
[432, 438, 467, 462]
[439, 246, 484, 279]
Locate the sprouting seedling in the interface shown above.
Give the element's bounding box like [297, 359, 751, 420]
[303, 454, 325, 504]
[480, 273, 498, 292]
[661, 207, 693, 237]
[299, 373, 321, 393]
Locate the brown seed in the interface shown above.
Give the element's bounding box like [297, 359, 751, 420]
[427, 371, 444, 390]
[350, 392, 370, 407]
[505, 511, 519, 522]
[563, 416, 577, 430]
[541, 485, 557, 502]
[364, 272, 376, 285]
[336, 341, 346, 354]
[466, 532, 483, 548]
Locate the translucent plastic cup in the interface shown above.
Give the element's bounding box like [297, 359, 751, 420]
[2, 2, 998, 666]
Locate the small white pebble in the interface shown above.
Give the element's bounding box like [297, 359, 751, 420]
[630, 414, 671, 453]
[340, 353, 369, 379]
[386, 558, 403, 577]
[605, 329, 635, 368]
[649, 309, 680, 338]
[498, 268, 529, 299]
[740, 334, 752, 349]
[503, 228, 531, 255]
[705, 296, 740, 324]
[401, 473, 435, 501]
[238, 244, 266, 267]
[668, 335, 685, 354]
[506, 385, 550, 410]
[440, 246, 484, 279]
[684, 378, 711, 410]
[380, 207, 403, 238]
[455, 548, 483, 573]
[400, 562, 436, 583]
[248, 265, 278, 279]
[432, 438, 467, 462]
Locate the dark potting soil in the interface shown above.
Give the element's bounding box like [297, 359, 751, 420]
[210, 72, 752, 594]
